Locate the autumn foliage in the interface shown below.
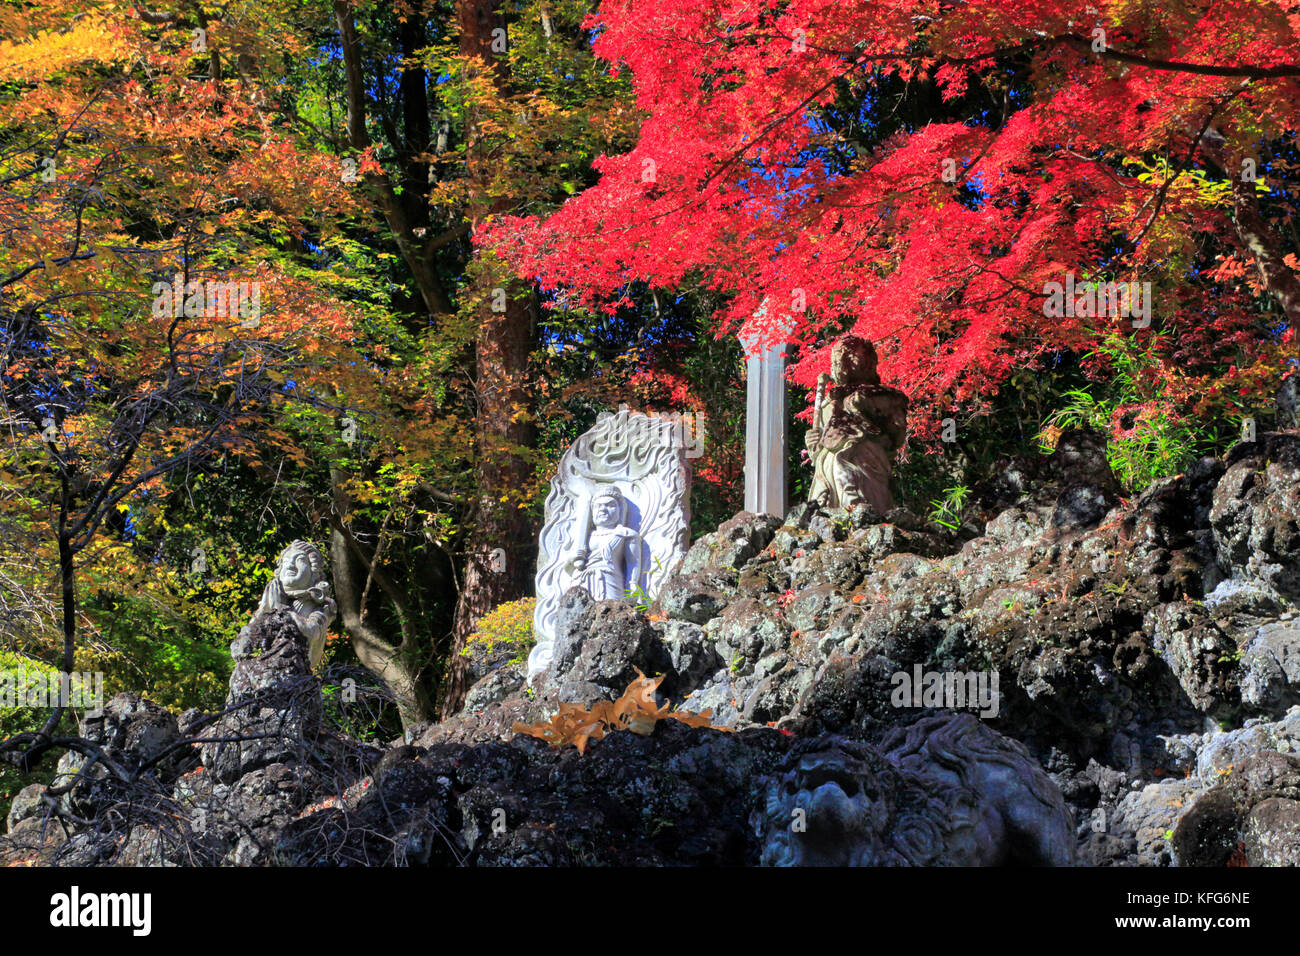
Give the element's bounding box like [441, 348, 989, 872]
[492, 0, 1300, 441]
[5, 0, 1300, 782]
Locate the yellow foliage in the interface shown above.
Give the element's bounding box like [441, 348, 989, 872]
[0, 17, 126, 82]
[463, 596, 535, 666]
[512, 669, 730, 754]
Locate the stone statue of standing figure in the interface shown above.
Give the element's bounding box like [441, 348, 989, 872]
[565, 486, 645, 602]
[806, 335, 909, 514]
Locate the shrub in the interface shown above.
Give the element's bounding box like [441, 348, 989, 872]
[0, 651, 72, 828]
[1039, 333, 1229, 493]
[461, 596, 537, 669]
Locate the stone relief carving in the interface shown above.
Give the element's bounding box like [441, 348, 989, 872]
[529, 407, 691, 679]
[752, 716, 1075, 866]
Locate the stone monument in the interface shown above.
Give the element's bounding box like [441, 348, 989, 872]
[741, 301, 793, 519]
[202, 541, 337, 786]
[529, 407, 691, 680]
[806, 334, 909, 513]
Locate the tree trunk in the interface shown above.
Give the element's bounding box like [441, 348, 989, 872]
[441, 290, 537, 716]
[440, 0, 538, 717]
[329, 467, 433, 729]
[330, 527, 432, 729]
[334, 0, 455, 319]
[1226, 174, 1300, 345]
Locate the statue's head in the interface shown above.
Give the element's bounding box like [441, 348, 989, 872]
[831, 335, 879, 385]
[253, 539, 332, 627]
[590, 487, 627, 529]
[753, 736, 958, 866]
[275, 540, 326, 594]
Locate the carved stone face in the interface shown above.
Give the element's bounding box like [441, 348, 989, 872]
[760, 738, 894, 866]
[831, 335, 879, 385]
[278, 545, 317, 591]
[591, 493, 622, 529]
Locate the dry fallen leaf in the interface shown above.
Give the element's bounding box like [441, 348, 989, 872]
[512, 668, 730, 751]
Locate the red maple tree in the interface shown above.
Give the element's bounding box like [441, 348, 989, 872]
[490, 0, 1300, 437]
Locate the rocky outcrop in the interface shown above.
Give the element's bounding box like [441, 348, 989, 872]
[202, 608, 323, 784]
[6, 430, 1300, 867]
[49, 694, 183, 819]
[461, 430, 1300, 866]
[1173, 746, 1300, 866]
[1211, 434, 1300, 601]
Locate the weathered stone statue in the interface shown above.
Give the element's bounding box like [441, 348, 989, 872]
[806, 335, 909, 514]
[200, 543, 335, 793]
[751, 715, 1076, 866]
[530, 407, 691, 680]
[232, 539, 337, 669]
